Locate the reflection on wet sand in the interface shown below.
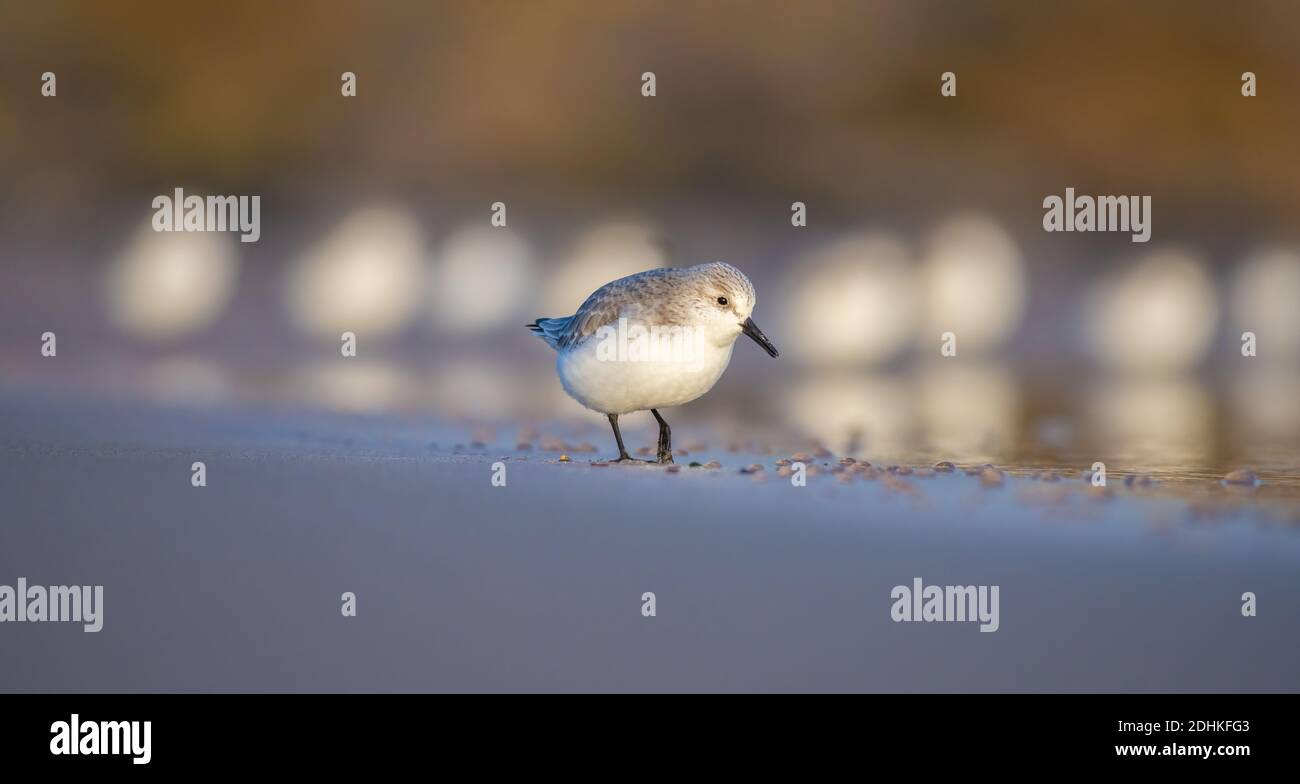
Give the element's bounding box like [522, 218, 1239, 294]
[785, 373, 915, 458]
[918, 361, 1018, 462]
[1083, 376, 1213, 468]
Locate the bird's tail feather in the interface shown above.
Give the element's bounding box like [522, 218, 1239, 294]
[527, 316, 571, 350]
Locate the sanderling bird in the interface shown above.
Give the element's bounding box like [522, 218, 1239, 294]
[529, 262, 778, 464]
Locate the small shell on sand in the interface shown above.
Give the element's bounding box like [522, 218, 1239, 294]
[839, 457, 857, 465]
[703, 460, 722, 469]
[1223, 468, 1260, 486]
[558, 454, 571, 462]
[934, 461, 956, 472]
[739, 463, 765, 474]
[791, 452, 813, 462]
[775, 458, 792, 467]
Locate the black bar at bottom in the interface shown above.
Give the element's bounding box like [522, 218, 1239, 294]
[0, 693, 1283, 771]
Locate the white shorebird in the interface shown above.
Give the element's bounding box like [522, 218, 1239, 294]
[529, 262, 779, 463]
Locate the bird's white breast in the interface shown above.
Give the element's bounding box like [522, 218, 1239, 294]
[557, 336, 735, 415]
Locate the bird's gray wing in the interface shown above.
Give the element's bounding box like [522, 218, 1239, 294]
[558, 288, 632, 348]
[529, 267, 679, 350]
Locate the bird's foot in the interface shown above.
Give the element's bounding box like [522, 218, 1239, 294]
[656, 451, 674, 464]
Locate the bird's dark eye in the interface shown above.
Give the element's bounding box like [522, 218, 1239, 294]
[716, 296, 728, 306]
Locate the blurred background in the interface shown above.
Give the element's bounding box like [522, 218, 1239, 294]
[2, 0, 1299, 473]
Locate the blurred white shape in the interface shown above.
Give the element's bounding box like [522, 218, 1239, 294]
[785, 373, 916, 458]
[105, 226, 238, 340]
[918, 361, 1018, 459]
[290, 361, 413, 413]
[428, 225, 535, 335]
[919, 215, 1025, 353]
[1230, 247, 1300, 362]
[782, 232, 917, 366]
[1084, 249, 1219, 373]
[287, 207, 425, 339]
[1085, 377, 1212, 464]
[542, 220, 665, 314]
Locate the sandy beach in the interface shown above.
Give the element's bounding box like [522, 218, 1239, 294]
[2, 390, 1297, 692]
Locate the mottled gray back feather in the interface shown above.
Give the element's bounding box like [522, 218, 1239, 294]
[529, 262, 755, 351]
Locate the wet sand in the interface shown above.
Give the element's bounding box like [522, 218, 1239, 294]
[1, 391, 1298, 692]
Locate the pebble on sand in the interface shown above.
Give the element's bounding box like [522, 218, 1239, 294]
[558, 454, 571, 462]
[934, 461, 956, 472]
[1222, 468, 1260, 487]
[977, 466, 1004, 488]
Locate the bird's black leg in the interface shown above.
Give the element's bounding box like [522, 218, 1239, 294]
[651, 409, 673, 464]
[608, 414, 634, 462]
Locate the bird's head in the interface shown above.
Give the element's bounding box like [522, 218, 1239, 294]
[688, 262, 779, 357]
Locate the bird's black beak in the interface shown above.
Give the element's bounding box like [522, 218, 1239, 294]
[741, 317, 779, 358]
